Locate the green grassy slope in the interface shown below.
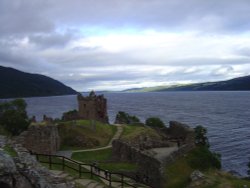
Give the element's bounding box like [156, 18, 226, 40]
[58, 120, 117, 150]
[164, 146, 250, 188]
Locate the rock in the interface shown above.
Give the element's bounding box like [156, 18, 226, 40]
[0, 151, 17, 175]
[190, 170, 205, 182]
[187, 170, 214, 188]
[4, 137, 76, 188]
[0, 135, 7, 148]
[228, 170, 242, 177]
[0, 150, 33, 188]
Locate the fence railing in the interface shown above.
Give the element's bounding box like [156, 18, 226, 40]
[31, 152, 150, 188]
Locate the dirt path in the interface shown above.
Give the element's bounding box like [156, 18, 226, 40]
[56, 124, 123, 158]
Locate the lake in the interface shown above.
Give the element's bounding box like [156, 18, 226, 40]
[22, 91, 250, 176]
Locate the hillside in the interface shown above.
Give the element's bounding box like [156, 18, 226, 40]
[124, 75, 250, 92]
[0, 66, 77, 98]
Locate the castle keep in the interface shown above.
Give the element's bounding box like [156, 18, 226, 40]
[77, 91, 109, 123]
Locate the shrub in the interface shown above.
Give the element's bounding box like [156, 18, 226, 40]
[194, 125, 209, 147]
[192, 125, 221, 170]
[145, 117, 165, 128]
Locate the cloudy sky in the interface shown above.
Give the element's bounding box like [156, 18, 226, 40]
[1, 0, 250, 91]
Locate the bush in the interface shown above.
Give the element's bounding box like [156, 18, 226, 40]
[62, 109, 78, 121]
[0, 99, 29, 135]
[188, 146, 221, 170]
[115, 111, 140, 124]
[145, 117, 165, 128]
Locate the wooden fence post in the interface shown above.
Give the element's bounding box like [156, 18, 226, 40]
[79, 164, 81, 178]
[49, 155, 52, 169]
[121, 174, 124, 188]
[90, 165, 93, 179]
[62, 157, 65, 171]
[109, 173, 112, 187]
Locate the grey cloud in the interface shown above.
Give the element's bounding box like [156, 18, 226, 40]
[169, 57, 250, 66]
[0, 48, 49, 74]
[235, 47, 250, 57]
[29, 32, 75, 49]
[1, 0, 250, 38]
[212, 66, 234, 76]
[0, 0, 53, 36]
[45, 0, 250, 33]
[0, 47, 33, 68]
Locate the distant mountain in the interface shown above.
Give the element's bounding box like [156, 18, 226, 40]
[0, 66, 77, 98]
[124, 75, 250, 92]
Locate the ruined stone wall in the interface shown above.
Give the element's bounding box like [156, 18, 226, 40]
[112, 140, 162, 188]
[20, 125, 60, 154]
[112, 136, 196, 188]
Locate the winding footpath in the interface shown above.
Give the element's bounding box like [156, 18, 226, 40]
[56, 124, 123, 158]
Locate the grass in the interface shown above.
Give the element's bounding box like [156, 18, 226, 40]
[3, 145, 18, 157]
[163, 146, 250, 188]
[72, 148, 138, 173]
[164, 152, 193, 188]
[30, 122, 48, 126]
[203, 170, 250, 188]
[58, 120, 117, 150]
[72, 148, 112, 163]
[99, 162, 138, 172]
[121, 124, 161, 141]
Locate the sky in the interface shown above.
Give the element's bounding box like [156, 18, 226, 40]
[1, 0, 250, 91]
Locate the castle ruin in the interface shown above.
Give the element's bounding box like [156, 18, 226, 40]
[77, 91, 109, 123]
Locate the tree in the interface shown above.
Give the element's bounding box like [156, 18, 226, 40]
[145, 117, 165, 128]
[194, 125, 209, 147]
[0, 99, 29, 135]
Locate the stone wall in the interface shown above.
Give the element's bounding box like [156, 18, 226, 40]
[19, 125, 60, 154]
[0, 136, 74, 188]
[112, 139, 162, 188]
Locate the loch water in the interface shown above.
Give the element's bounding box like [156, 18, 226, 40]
[23, 91, 250, 176]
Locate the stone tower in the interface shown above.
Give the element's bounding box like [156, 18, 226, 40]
[77, 91, 109, 123]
